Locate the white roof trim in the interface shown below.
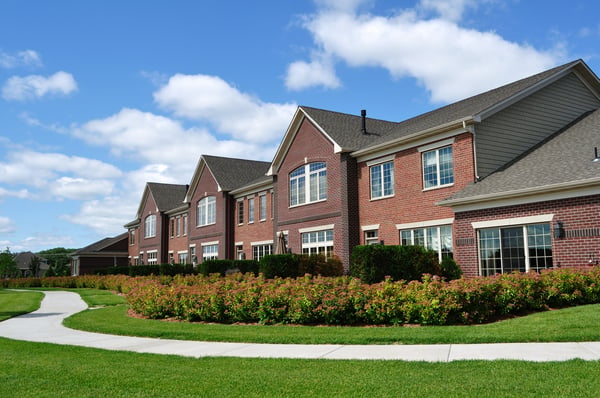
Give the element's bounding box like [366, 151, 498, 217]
[298, 224, 335, 233]
[396, 218, 454, 230]
[472, 214, 554, 229]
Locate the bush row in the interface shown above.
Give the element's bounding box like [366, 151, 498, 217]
[350, 245, 462, 283]
[124, 267, 600, 326]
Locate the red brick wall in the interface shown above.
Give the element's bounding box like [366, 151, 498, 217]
[275, 118, 348, 264]
[235, 190, 275, 260]
[357, 133, 475, 246]
[454, 194, 600, 277]
[167, 213, 190, 262]
[138, 193, 164, 263]
[188, 168, 227, 259]
[127, 226, 140, 264]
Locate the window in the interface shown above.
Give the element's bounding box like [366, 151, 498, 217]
[129, 229, 135, 245]
[176, 217, 181, 236]
[183, 215, 188, 236]
[259, 194, 267, 221]
[479, 223, 552, 276]
[253, 244, 273, 261]
[197, 196, 216, 226]
[147, 251, 157, 265]
[290, 162, 327, 206]
[370, 161, 394, 199]
[248, 197, 255, 223]
[236, 245, 245, 260]
[302, 229, 334, 257]
[144, 215, 156, 238]
[400, 225, 453, 262]
[423, 146, 454, 189]
[365, 230, 379, 245]
[170, 218, 175, 238]
[237, 200, 244, 224]
[190, 246, 197, 264]
[178, 252, 188, 264]
[202, 244, 218, 261]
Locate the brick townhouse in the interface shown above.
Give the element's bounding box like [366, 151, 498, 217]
[123, 59, 600, 277]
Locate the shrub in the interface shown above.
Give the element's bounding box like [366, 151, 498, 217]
[440, 256, 462, 281]
[198, 259, 232, 276]
[297, 254, 344, 277]
[259, 254, 299, 279]
[232, 259, 259, 275]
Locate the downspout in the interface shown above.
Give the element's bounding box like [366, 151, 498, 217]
[463, 120, 480, 181]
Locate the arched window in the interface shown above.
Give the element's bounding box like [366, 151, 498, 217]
[197, 196, 216, 226]
[289, 162, 327, 206]
[144, 214, 156, 238]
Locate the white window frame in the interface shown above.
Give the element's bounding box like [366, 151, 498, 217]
[197, 196, 216, 227]
[248, 196, 255, 224]
[144, 214, 156, 238]
[252, 243, 273, 261]
[422, 145, 454, 190]
[368, 157, 394, 199]
[301, 228, 334, 257]
[399, 224, 453, 262]
[364, 230, 379, 245]
[147, 250, 158, 265]
[259, 194, 267, 221]
[202, 243, 219, 261]
[289, 162, 327, 207]
[237, 199, 244, 225]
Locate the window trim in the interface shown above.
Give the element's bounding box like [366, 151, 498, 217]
[421, 145, 454, 190]
[144, 214, 156, 238]
[237, 199, 244, 225]
[289, 162, 327, 207]
[369, 160, 395, 200]
[399, 224, 453, 263]
[259, 193, 267, 221]
[197, 196, 216, 227]
[248, 195, 255, 224]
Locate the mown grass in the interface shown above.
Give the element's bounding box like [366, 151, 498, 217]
[63, 288, 600, 344]
[0, 290, 43, 321]
[1, 337, 599, 398]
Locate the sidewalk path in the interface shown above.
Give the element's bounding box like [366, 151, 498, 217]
[1, 290, 599, 362]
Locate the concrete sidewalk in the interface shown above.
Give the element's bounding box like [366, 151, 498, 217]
[1, 290, 599, 362]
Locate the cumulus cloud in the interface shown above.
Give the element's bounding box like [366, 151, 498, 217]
[63, 195, 139, 235]
[286, 54, 341, 90]
[0, 49, 42, 69]
[288, 0, 562, 102]
[2, 71, 78, 101]
[0, 187, 31, 200]
[153, 74, 297, 142]
[48, 177, 116, 201]
[0, 216, 16, 234]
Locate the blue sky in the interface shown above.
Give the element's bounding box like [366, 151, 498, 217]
[1, 0, 600, 253]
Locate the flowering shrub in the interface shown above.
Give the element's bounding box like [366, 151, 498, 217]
[2, 267, 600, 326]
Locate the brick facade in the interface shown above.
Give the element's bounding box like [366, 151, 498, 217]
[234, 190, 275, 260]
[454, 195, 600, 277]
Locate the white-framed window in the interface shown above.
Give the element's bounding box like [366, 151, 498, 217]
[183, 215, 188, 236]
[170, 218, 175, 238]
[190, 246, 197, 264]
[236, 245, 245, 260]
[478, 223, 552, 276]
[301, 229, 334, 257]
[147, 251, 158, 265]
[290, 162, 327, 206]
[365, 230, 379, 245]
[197, 196, 216, 226]
[178, 251, 188, 264]
[129, 229, 135, 245]
[423, 146, 454, 189]
[259, 194, 267, 221]
[370, 161, 394, 199]
[400, 225, 453, 262]
[144, 214, 156, 238]
[202, 244, 218, 261]
[248, 196, 255, 223]
[252, 244, 273, 261]
[176, 216, 181, 236]
[237, 199, 244, 225]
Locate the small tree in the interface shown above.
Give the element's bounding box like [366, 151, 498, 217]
[0, 248, 19, 278]
[28, 255, 41, 277]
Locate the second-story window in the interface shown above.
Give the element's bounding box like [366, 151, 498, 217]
[423, 146, 454, 189]
[248, 196, 255, 223]
[370, 161, 394, 199]
[144, 215, 156, 238]
[197, 196, 216, 226]
[289, 162, 327, 206]
[237, 200, 244, 224]
[259, 194, 267, 221]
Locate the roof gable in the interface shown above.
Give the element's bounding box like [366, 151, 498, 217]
[71, 233, 129, 255]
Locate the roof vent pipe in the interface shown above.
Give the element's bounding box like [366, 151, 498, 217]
[361, 109, 367, 134]
[593, 147, 600, 162]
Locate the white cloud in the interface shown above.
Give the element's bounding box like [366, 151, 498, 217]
[48, 177, 115, 201]
[286, 54, 342, 90]
[63, 195, 139, 235]
[0, 187, 31, 200]
[289, 1, 562, 102]
[0, 49, 42, 68]
[2, 71, 78, 101]
[153, 74, 297, 142]
[0, 216, 15, 234]
[2, 234, 76, 253]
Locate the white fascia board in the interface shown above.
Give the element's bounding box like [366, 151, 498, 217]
[442, 179, 600, 212]
[472, 214, 554, 229]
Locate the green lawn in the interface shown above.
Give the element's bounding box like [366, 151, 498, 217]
[1, 289, 599, 397]
[0, 290, 43, 321]
[64, 289, 600, 344]
[1, 337, 599, 398]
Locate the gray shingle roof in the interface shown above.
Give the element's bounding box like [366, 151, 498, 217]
[301, 60, 583, 153]
[147, 182, 188, 212]
[71, 232, 128, 255]
[203, 155, 271, 192]
[440, 109, 600, 205]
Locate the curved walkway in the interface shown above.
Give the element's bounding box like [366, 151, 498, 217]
[1, 291, 599, 362]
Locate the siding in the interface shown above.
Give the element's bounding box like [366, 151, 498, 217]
[475, 72, 600, 177]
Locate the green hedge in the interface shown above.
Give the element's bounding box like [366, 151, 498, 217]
[350, 245, 442, 283]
